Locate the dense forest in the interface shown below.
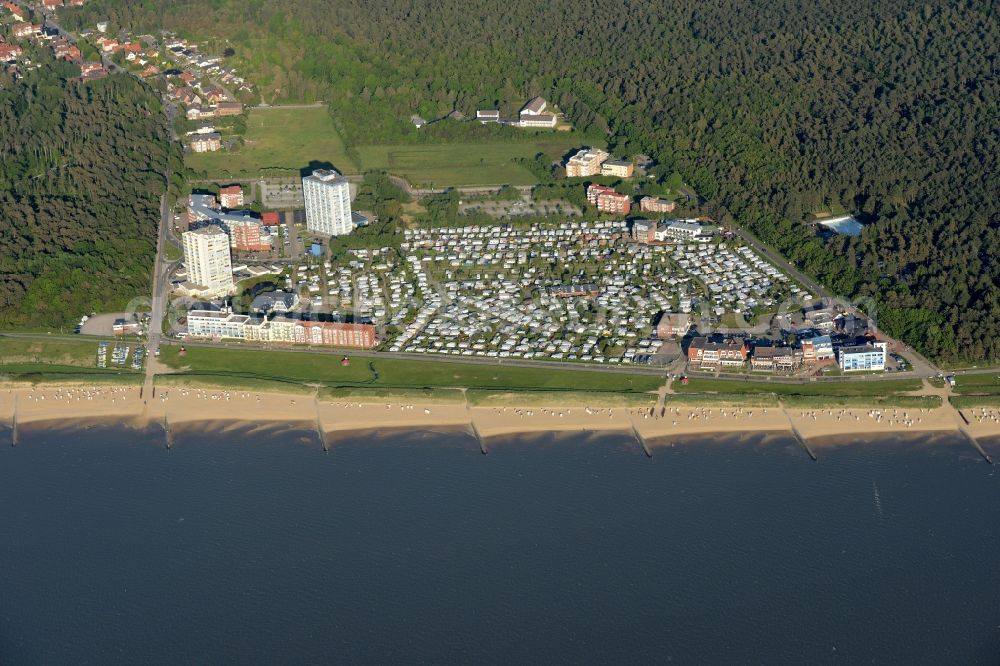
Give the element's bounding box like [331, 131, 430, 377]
[0, 56, 181, 328]
[63, 0, 999, 363]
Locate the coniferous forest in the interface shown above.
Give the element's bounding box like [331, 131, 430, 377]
[0, 58, 181, 328]
[61, 0, 1000, 362]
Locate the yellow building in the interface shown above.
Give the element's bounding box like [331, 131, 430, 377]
[565, 148, 610, 177]
[600, 159, 634, 178]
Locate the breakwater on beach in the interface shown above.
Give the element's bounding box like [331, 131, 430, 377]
[1, 424, 999, 664]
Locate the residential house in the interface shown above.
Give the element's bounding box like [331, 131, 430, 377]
[186, 106, 215, 120]
[250, 291, 299, 314]
[12, 23, 40, 38]
[53, 43, 81, 61]
[4, 3, 25, 21]
[0, 44, 23, 62]
[190, 132, 221, 153]
[476, 109, 499, 123]
[96, 37, 120, 53]
[79, 61, 107, 80]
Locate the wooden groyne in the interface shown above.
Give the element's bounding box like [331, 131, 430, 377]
[631, 421, 652, 458]
[11, 395, 18, 447]
[788, 420, 817, 461]
[163, 414, 173, 450]
[469, 420, 487, 455]
[779, 403, 817, 461]
[315, 407, 327, 452]
[959, 426, 993, 465]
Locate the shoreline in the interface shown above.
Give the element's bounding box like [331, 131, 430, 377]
[1, 382, 998, 446]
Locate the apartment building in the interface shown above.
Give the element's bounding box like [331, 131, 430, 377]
[838, 342, 888, 372]
[640, 196, 677, 214]
[565, 148, 610, 177]
[302, 169, 353, 236]
[244, 315, 378, 348]
[597, 192, 631, 215]
[228, 219, 269, 252]
[218, 185, 243, 209]
[182, 226, 233, 294]
[751, 346, 799, 372]
[687, 337, 750, 368]
[600, 159, 634, 178]
[187, 309, 249, 339]
[801, 335, 835, 362]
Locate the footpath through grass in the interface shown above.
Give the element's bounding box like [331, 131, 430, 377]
[158, 345, 663, 394]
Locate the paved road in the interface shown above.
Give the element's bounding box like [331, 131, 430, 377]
[8, 326, 995, 385]
[44, 17, 123, 74]
[145, 193, 177, 384]
[732, 225, 943, 378]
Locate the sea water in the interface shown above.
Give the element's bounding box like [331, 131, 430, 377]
[0, 424, 998, 664]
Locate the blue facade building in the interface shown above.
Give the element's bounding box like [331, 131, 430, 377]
[838, 342, 888, 371]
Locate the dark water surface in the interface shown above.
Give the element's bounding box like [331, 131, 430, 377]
[1, 424, 998, 664]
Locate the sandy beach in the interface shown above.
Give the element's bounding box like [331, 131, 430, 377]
[1, 384, 999, 448]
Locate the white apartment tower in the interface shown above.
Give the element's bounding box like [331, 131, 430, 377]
[182, 226, 234, 294]
[302, 169, 353, 236]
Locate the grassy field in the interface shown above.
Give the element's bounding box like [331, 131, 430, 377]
[466, 390, 655, 408]
[320, 386, 468, 404]
[0, 338, 142, 383]
[950, 395, 1000, 409]
[354, 136, 590, 187]
[158, 345, 663, 393]
[673, 376, 922, 397]
[184, 106, 593, 186]
[780, 395, 941, 409]
[952, 373, 1000, 395]
[0, 337, 105, 367]
[185, 106, 357, 178]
